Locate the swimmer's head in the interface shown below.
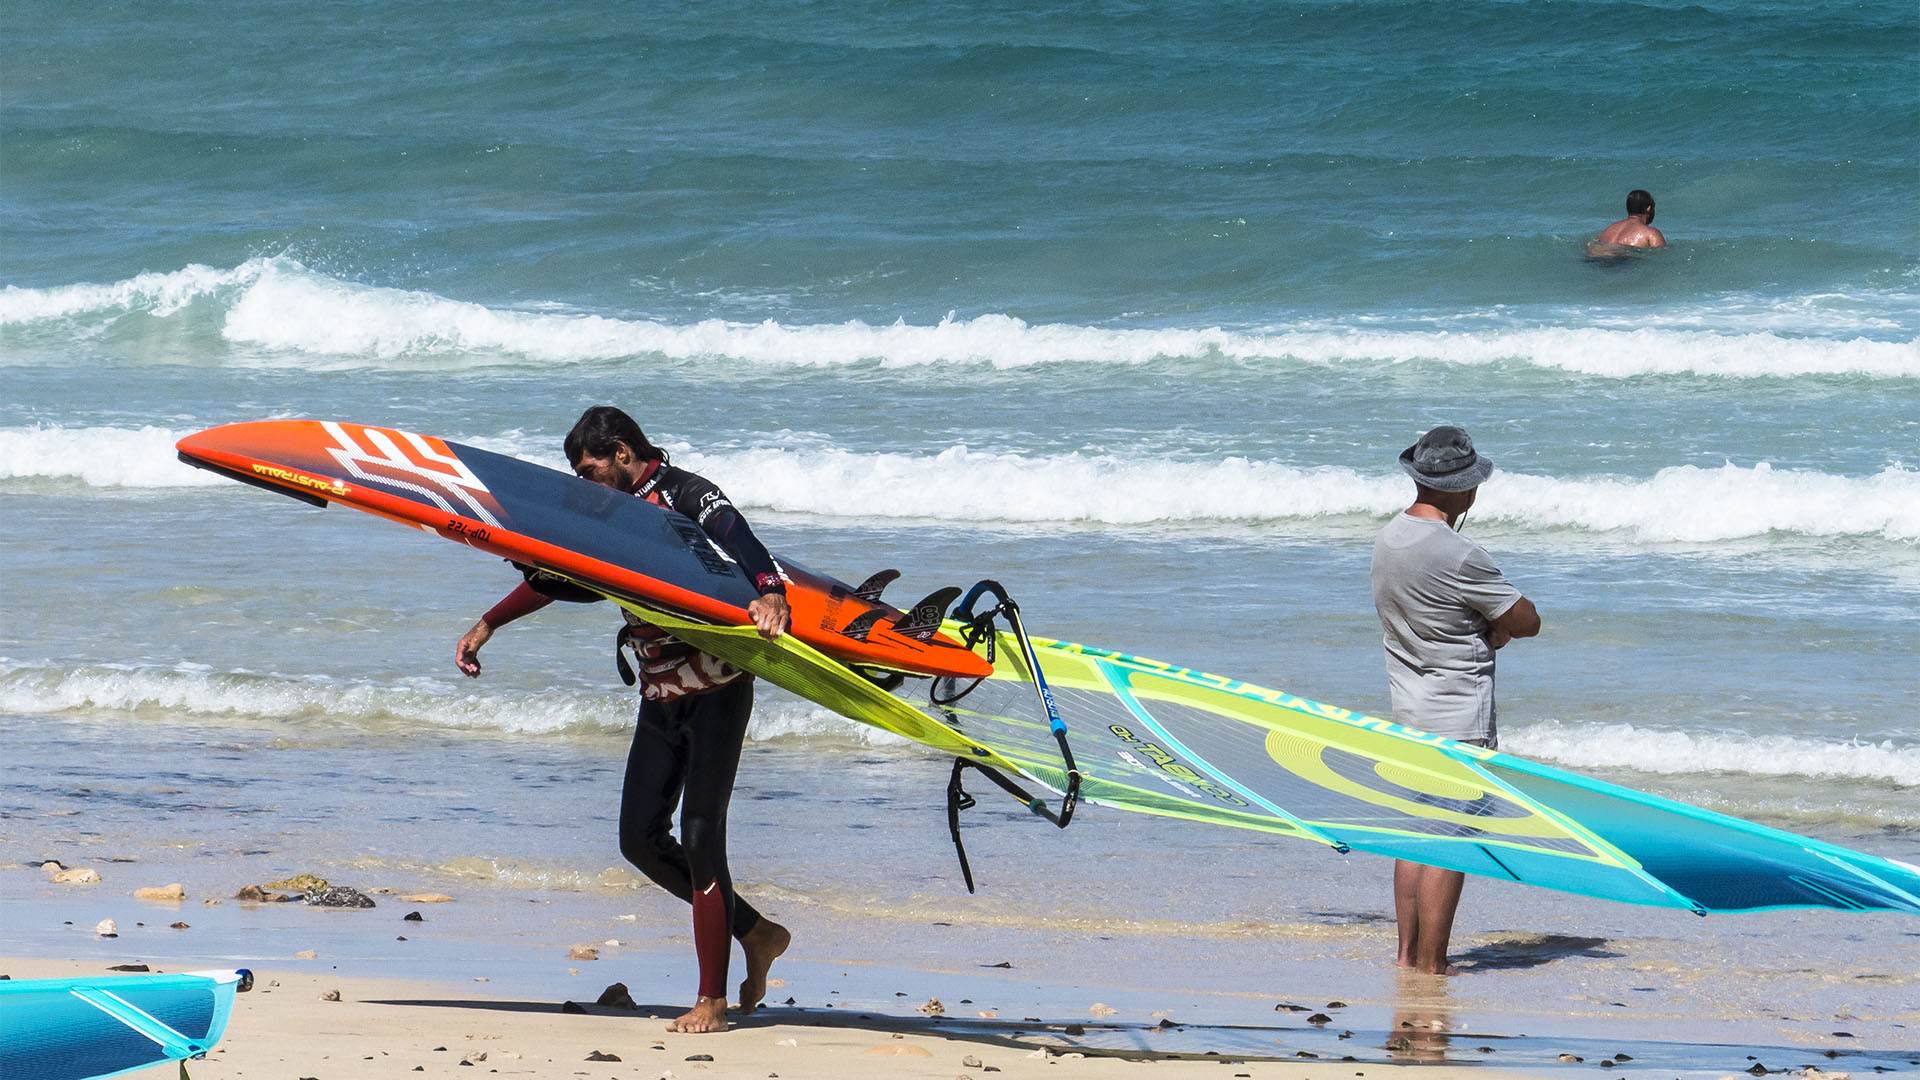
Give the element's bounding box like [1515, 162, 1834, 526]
[1627, 189, 1655, 220]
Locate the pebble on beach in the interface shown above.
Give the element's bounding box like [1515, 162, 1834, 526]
[133, 883, 186, 901]
[53, 868, 101, 885]
[567, 945, 599, 961]
[917, 997, 945, 1016]
[304, 886, 376, 908]
[93, 918, 118, 938]
[595, 983, 638, 1009]
[236, 885, 298, 903]
[295, 949, 318, 959]
[399, 892, 455, 903]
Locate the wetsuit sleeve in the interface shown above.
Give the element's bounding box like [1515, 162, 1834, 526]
[669, 471, 786, 596]
[481, 581, 553, 629]
[511, 562, 605, 605]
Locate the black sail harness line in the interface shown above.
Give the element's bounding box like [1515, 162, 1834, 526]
[937, 580, 1082, 893]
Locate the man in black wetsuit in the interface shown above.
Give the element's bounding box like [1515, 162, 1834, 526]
[453, 405, 791, 1034]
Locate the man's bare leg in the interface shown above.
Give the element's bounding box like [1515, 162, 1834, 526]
[1396, 862, 1465, 975]
[668, 995, 729, 1033]
[736, 917, 791, 1014]
[1393, 859, 1422, 969]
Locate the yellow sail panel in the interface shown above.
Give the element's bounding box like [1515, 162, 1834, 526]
[610, 600, 1026, 776]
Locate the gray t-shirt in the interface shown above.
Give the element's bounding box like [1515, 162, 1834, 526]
[1370, 513, 1522, 743]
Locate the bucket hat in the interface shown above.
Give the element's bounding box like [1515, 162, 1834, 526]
[1399, 426, 1494, 491]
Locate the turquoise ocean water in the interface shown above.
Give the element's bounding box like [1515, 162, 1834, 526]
[4, 0, 1917, 1059]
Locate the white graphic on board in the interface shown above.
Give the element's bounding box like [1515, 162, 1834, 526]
[321, 421, 502, 527]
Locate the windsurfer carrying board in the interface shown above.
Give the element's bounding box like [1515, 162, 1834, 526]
[454, 405, 792, 1033]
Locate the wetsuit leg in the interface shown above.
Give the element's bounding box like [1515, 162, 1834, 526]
[672, 678, 758, 999]
[615, 682, 763, 942]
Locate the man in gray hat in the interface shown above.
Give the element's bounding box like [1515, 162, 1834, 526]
[1371, 425, 1540, 975]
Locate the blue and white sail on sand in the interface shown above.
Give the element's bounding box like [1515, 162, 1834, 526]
[0, 969, 251, 1080]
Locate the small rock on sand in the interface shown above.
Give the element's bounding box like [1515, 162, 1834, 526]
[304, 886, 375, 908]
[169, 922, 189, 929]
[236, 885, 297, 903]
[295, 949, 318, 959]
[567, 945, 599, 961]
[134, 884, 186, 901]
[863, 1045, 933, 1057]
[399, 893, 454, 903]
[963, 1055, 984, 1068]
[584, 1050, 621, 1062]
[917, 997, 945, 1016]
[94, 919, 118, 937]
[321, 989, 341, 1001]
[54, 868, 102, 885]
[595, 983, 637, 1009]
[1089, 1002, 1117, 1016]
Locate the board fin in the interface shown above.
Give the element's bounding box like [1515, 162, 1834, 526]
[893, 586, 961, 642]
[838, 609, 885, 642]
[852, 569, 900, 602]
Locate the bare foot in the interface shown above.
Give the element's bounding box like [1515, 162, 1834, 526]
[735, 918, 791, 1015]
[667, 995, 728, 1033]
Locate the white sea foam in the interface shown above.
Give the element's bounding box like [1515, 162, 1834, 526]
[1505, 719, 1920, 787]
[8, 424, 1918, 543]
[0, 425, 224, 488]
[687, 448, 1920, 542]
[2, 258, 1914, 378]
[0, 659, 622, 736]
[7, 662, 1911, 787]
[0, 659, 904, 745]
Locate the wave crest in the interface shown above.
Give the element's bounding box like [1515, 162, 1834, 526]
[3, 259, 1914, 378]
[7, 425, 1917, 542]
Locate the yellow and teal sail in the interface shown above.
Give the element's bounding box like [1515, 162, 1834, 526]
[626, 598, 1920, 917]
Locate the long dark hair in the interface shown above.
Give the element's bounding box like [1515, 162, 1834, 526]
[564, 406, 667, 467]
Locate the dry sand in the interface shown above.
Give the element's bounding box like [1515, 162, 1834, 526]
[2, 957, 1535, 1080]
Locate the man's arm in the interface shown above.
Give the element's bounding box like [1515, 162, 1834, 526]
[1486, 596, 1540, 649]
[455, 582, 554, 677]
[672, 472, 792, 640]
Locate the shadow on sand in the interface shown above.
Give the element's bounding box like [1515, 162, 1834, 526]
[1455, 933, 1620, 971]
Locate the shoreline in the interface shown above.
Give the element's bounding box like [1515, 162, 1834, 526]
[5, 897, 1914, 1080]
[4, 954, 1907, 1079]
